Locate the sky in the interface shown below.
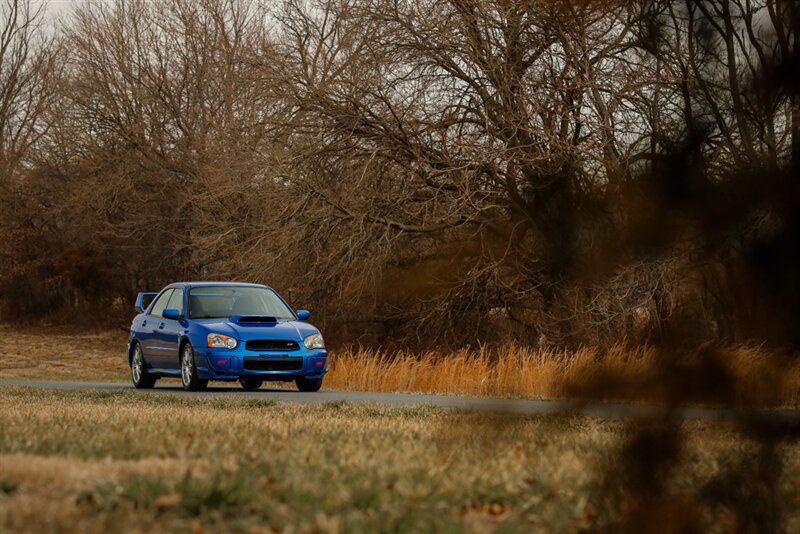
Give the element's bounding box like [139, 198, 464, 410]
[39, 0, 82, 21]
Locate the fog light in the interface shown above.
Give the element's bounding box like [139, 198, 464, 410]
[217, 359, 226, 365]
[315, 360, 325, 369]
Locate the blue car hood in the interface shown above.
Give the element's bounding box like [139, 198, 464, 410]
[193, 318, 319, 341]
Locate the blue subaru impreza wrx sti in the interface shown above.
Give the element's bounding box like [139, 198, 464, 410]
[127, 282, 327, 392]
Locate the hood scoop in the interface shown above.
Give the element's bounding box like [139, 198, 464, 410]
[231, 315, 278, 324]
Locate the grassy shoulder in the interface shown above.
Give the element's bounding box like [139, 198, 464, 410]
[1, 387, 799, 533]
[0, 325, 128, 381]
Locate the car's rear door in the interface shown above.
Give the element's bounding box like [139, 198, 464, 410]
[139, 289, 172, 364]
[153, 288, 184, 371]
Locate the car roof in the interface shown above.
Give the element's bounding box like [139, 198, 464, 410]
[168, 281, 270, 289]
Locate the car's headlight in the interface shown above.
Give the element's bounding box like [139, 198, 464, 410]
[207, 333, 237, 349]
[303, 333, 325, 350]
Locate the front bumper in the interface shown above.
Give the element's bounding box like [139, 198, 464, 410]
[194, 347, 328, 381]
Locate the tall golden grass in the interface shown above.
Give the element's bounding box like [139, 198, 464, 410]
[326, 344, 800, 406]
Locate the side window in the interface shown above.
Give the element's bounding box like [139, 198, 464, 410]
[149, 289, 173, 317]
[166, 289, 184, 316]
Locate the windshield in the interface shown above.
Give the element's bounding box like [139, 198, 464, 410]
[188, 286, 295, 320]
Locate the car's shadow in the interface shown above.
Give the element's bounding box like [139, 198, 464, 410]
[151, 382, 303, 393]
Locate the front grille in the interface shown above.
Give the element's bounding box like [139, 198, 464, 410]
[243, 357, 303, 371]
[245, 339, 300, 351]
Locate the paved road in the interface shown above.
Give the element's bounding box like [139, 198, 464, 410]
[2, 379, 799, 424]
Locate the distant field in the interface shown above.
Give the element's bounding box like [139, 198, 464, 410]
[2, 325, 798, 406]
[1, 387, 798, 533]
[0, 325, 127, 381]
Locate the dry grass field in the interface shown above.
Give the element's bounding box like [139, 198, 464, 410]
[327, 344, 800, 406]
[1, 386, 798, 533]
[2, 325, 798, 406]
[0, 325, 127, 381]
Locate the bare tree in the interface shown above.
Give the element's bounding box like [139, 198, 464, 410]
[0, 0, 62, 321]
[51, 0, 277, 287]
[0, 0, 58, 181]
[1, 0, 797, 345]
[248, 0, 660, 341]
[640, 0, 798, 170]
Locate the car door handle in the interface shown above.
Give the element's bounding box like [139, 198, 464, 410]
[159, 322, 166, 330]
[142, 320, 147, 327]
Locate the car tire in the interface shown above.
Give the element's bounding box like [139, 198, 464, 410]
[240, 377, 263, 390]
[131, 343, 157, 389]
[295, 377, 323, 392]
[181, 343, 208, 392]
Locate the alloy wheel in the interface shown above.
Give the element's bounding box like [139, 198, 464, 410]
[132, 345, 143, 383]
[182, 346, 193, 387]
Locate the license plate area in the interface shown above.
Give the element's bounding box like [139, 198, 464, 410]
[243, 357, 303, 371]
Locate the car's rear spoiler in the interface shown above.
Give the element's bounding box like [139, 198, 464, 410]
[135, 292, 158, 313]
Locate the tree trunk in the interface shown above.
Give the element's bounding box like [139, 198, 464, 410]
[792, 94, 800, 176]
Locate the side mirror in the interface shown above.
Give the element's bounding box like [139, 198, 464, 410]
[163, 309, 182, 320]
[296, 310, 311, 321]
